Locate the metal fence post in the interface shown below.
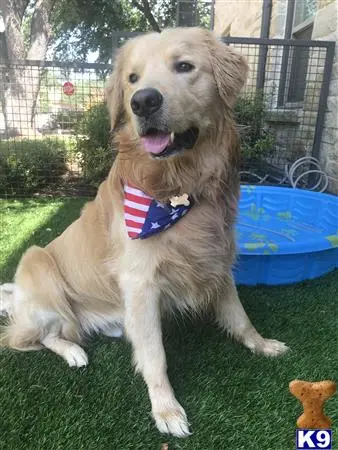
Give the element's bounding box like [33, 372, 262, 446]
[210, 0, 215, 30]
[277, 0, 295, 106]
[256, 0, 272, 91]
[311, 41, 336, 160]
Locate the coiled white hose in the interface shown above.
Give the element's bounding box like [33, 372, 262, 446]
[240, 156, 333, 192]
[285, 156, 329, 192]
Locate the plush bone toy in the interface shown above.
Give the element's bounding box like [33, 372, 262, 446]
[289, 379, 336, 429]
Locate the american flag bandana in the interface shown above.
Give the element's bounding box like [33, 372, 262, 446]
[123, 183, 193, 239]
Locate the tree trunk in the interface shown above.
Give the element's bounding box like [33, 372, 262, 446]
[0, 0, 55, 137]
[1, 65, 42, 136]
[132, 0, 161, 32]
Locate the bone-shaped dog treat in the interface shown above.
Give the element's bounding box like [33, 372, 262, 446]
[170, 193, 190, 207]
[289, 379, 336, 429]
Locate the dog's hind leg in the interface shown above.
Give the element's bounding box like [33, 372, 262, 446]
[214, 278, 289, 356]
[1, 246, 86, 366]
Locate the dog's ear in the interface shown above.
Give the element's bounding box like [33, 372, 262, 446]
[105, 47, 126, 131]
[205, 34, 248, 108]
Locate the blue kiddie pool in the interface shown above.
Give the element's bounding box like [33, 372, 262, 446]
[234, 185, 338, 286]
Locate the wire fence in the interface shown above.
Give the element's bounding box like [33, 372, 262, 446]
[0, 37, 335, 198]
[0, 61, 112, 197]
[223, 37, 335, 188]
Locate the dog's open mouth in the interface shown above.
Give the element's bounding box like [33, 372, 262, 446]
[140, 127, 199, 158]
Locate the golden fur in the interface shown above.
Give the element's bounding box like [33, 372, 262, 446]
[0, 28, 288, 437]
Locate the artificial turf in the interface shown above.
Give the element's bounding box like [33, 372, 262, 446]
[0, 198, 337, 450]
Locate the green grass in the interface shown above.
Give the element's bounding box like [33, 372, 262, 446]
[0, 198, 337, 450]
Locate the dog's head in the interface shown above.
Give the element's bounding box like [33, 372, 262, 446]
[106, 28, 248, 159]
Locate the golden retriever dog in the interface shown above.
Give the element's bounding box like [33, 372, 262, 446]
[0, 28, 288, 437]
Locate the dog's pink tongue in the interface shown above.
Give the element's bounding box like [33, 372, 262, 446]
[141, 133, 170, 154]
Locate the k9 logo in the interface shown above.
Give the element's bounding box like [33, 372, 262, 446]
[296, 429, 332, 449]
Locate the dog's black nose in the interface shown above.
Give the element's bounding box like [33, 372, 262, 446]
[130, 88, 163, 117]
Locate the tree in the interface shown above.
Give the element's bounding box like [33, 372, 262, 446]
[52, 0, 171, 63]
[0, 0, 211, 136]
[52, 0, 211, 63]
[131, 0, 161, 32]
[0, 0, 56, 136]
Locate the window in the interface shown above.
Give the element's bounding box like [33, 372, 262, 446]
[278, 0, 318, 106]
[287, 23, 313, 103]
[293, 0, 317, 28]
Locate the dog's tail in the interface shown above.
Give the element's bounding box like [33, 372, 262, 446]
[0, 283, 14, 348]
[0, 283, 15, 317]
[0, 283, 43, 350]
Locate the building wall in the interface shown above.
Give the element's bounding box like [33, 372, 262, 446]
[214, 1, 263, 36]
[213, 0, 288, 38]
[312, 1, 338, 192]
[214, 0, 338, 193]
[318, 0, 335, 8]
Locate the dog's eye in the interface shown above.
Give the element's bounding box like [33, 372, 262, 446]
[129, 73, 139, 83]
[175, 62, 195, 73]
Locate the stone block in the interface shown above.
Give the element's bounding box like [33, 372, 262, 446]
[313, 2, 338, 39]
[326, 95, 337, 112]
[331, 62, 338, 81]
[323, 111, 338, 128]
[329, 79, 338, 97]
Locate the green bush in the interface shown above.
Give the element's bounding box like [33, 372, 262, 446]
[234, 91, 275, 162]
[76, 102, 113, 187]
[0, 139, 67, 196]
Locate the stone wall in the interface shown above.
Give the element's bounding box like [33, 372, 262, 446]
[213, 0, 263, 37]
[318, 0, 335, 8]
[312, 1, 338, 193]
[213, 0, 288, 38]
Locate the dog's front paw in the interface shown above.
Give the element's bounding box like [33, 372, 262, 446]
[153, 403, 191, 438]
[246, 336, 289, 357]
[64, 344, 88, 367]
[259, 338, 289, 357]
